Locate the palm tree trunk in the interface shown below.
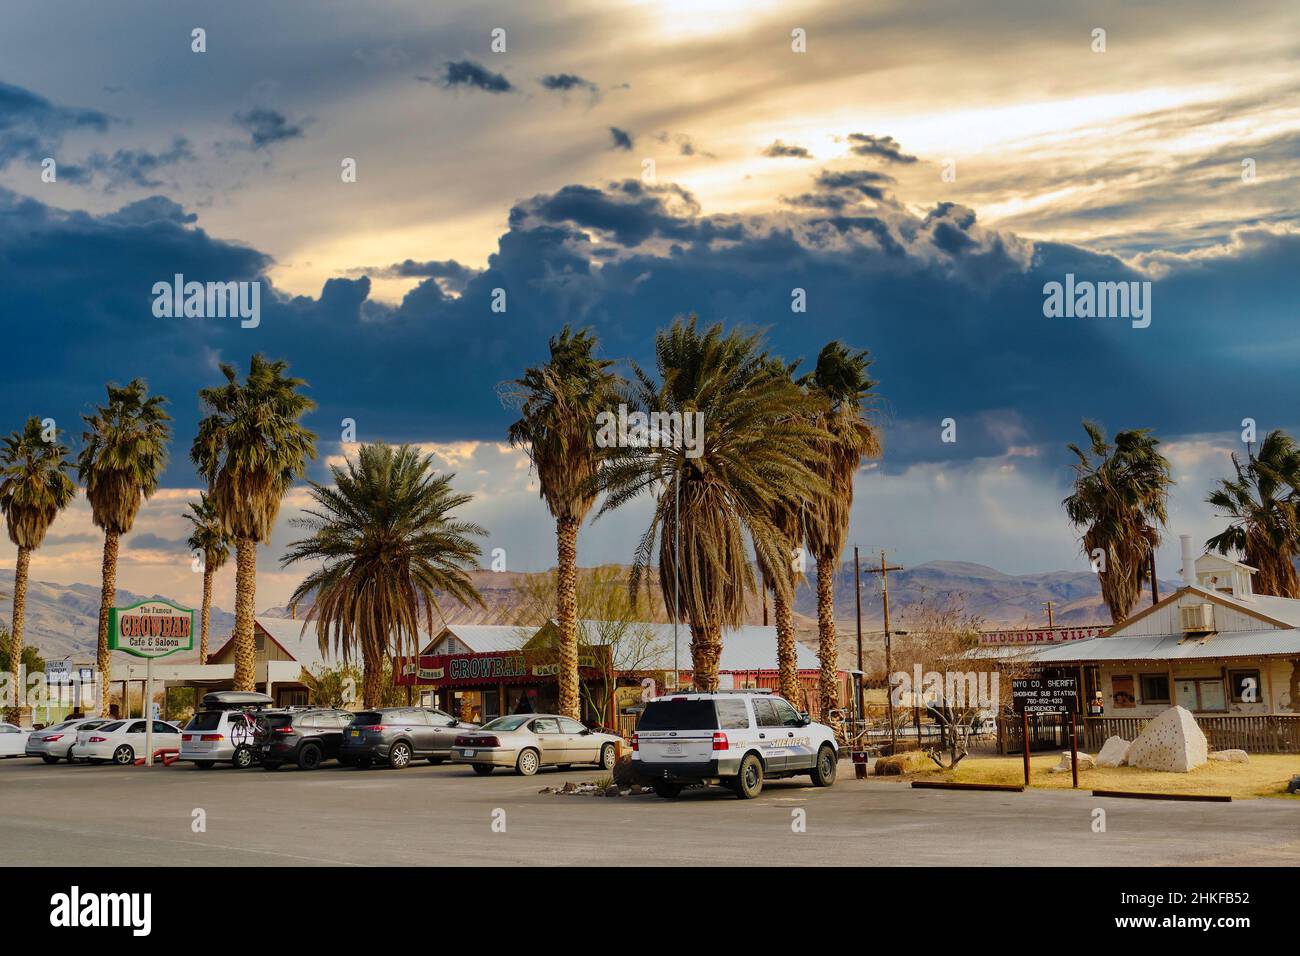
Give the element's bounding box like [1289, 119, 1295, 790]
[774, 588, 799, 703]
[200, 566, 214, 664]
[6, 546, 31, 722]
[689, 619, 722, 691]
[815, 559, 841, 736]
[361, 637, 384, 709]
[96, 530, 119, 715]
[232, 536, 257, 691]
[555, 515, 581, 719]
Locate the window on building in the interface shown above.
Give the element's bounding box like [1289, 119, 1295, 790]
[1138, 674, 1170, 704]
[1176, 678, 1227, 713]
[1228, 669, 1262, 704]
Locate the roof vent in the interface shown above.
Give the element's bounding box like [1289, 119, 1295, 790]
[1179, 603, 1214, 634]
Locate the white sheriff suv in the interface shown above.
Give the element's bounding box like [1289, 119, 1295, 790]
[632, 690, 838, 799]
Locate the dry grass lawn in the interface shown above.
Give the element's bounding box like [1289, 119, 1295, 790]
[890, 753, 1300, 799]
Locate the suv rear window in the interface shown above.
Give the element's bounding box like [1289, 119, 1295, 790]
[263, 714, 295, 731]
[186, 712, 223, 732]
[638, 699, 718, 731]
[349, 712, 383, 726]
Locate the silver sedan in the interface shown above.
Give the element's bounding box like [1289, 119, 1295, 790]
[450, 714, 623, 776]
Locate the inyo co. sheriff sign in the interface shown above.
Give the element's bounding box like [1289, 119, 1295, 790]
[107, 600, 194, 659]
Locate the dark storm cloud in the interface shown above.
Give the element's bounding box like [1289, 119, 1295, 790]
[74, 137, 195, 190]
[3, 166, 1298, 488]
[233, 108, 305, 149]
[814, 168, 894, 200]
[609, 126, 634, 151]
[539, 73, 599, 97]
[762, 140, 812, 159]
[0, 80, 111, 168]
[845, 133, 918, 164]
[436, 60, 514, 93]
[358, 258, 481, 292]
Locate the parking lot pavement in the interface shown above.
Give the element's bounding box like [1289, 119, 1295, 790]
[2, 757, 1298, 867]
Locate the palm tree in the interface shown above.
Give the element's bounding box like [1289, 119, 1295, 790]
[751, 358, 808, 704]
[281, 443, 486, 707]
[802, 343, 882, 732]
[0, 418, 76, 720]
[192, 355, 317, 691]
[1064, 421, 1172, 624]
[184, 492, 232, 663]
[1206, 429, 1300, 597]
[78, 379, 171, 713]
[504, 327, 620, 719]
[598, 317, 827, 691]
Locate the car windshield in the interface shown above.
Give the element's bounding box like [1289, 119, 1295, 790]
[480, 715, 532, 732]
[186, 712, 223, 731]
[638, 699, 718, 731]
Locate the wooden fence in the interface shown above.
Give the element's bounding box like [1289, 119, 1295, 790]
[1084, 715, 1300, 754]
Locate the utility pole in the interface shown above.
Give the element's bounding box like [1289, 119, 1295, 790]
[1042, 601, 1055, 629]
[862, 550, 904, 753]
[853, 547, 864, 728]
[1149, 549, 1159, 606]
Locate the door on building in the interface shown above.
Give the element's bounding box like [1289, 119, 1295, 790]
[1176, 678, 1227, 713]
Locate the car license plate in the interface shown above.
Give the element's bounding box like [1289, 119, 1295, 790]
[261, 745, 271, 752]
[350, 730, 360, 737]
[666, 743, 682, 755]
[462, 749, 475, 757]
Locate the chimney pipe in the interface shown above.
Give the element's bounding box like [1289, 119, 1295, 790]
[1180, 534, 1196, 588]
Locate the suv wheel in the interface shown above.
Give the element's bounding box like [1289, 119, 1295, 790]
[232, 745, 257, 770]
[653, 781, 683, 799]
[515, 748, 540, 776]
[810, 745, 837, 787]
[735, 753, 764, 799]
[113, 745, 135, 766]
[297, 743, 322, 771]
[388, 741, 412, 769]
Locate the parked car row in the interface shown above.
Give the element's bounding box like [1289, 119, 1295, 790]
[25, 716, 184, 765]
[14, 691, 842, 799]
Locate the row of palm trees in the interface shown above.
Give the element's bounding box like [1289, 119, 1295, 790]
[1065, 421, 1300, 623]
[1, 320, 884, 724]
[504, 318, 881, 728]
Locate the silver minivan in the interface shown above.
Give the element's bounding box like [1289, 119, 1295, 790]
[177, 691, 275, 770]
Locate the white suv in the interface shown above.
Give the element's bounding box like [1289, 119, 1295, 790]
[632, 691, 839, 799]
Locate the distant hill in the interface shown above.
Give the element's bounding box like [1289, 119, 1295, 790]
[9, 558, 1153, 667]
[0, 568, 234, 663]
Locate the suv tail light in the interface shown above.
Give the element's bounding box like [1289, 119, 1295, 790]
[273, 725, 296, 734]
[712, 732, 729, 751]
[355, 725, 385, 733]
[631, 732, 639, 752]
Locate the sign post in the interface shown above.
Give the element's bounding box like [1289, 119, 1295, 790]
[1012, 677, 1080, 788]
[108, 600, 194, 767]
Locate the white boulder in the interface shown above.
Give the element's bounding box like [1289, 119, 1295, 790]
[1208, 749, 1250, 764]
[1126, 705, 1208, 773]
[1096, 735, 1132, 768]
[1050, 750, 1096, 773]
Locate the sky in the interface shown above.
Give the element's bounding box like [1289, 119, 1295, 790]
[1, 0, 1298, 612]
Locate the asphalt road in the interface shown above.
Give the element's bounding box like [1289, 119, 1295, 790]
[3, 756, 1298, 866]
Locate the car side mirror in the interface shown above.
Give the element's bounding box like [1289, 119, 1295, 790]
[799, 712, 811, 726]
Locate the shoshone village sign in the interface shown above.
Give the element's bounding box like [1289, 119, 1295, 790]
[107, 600, 194, 766]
